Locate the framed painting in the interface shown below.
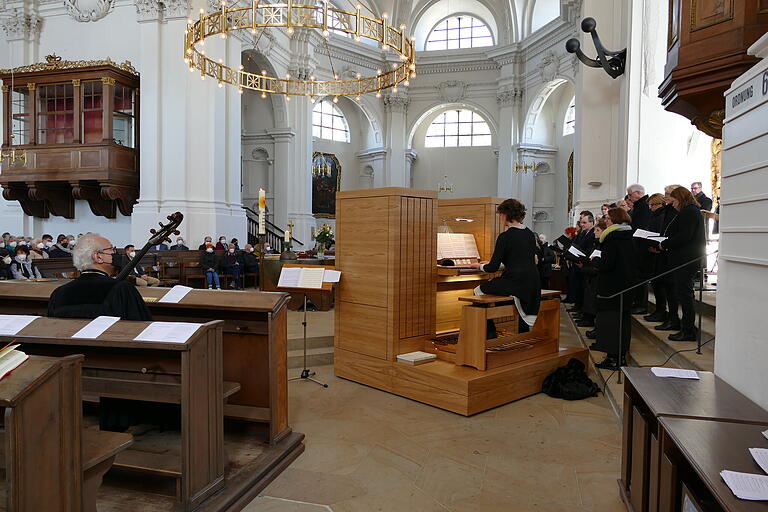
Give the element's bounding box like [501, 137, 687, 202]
[690, 0, 734, 31]
[312, 152, 341, 219]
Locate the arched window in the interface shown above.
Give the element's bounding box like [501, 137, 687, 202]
[426, 15, 493, 51]
[563, 96, 576, 136]
[313, 99, 350, 142]
[425, 109, 492, 148]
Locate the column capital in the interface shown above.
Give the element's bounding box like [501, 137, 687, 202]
[383, 93, 410, 114]
[497, 86, 523, 106]
[1, 10, 42, 42]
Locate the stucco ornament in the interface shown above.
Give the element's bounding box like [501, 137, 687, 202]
[538, 51, 561, 83]
[65, 0, 114, 22]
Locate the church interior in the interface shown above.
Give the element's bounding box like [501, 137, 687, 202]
[1, 0, 767, 510]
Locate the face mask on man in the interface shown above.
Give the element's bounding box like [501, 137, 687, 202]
[177, 240, 184, 245]
[128, 251, 136, 259]
[69, 240, 76, 247]
[219, 238, 226, 244]
[246, 247, 253, 253]
[206, 247, 214, 253]
[45, 241, 53, 248]
[37, 243, 45, 249]
[9, 241, 17, 248]
[2, 256, 11, 265]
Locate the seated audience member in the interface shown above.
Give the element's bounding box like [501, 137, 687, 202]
[199, 243, 221, 290]
[600, 204, 610, 219]
[67, 235, 76, 247]
[223, 243, 244, 289]
[150, 240, 169, 250]
[29, 239, 50, 260]
[122, 245, 160, 287]
[11, 246, 43, 280]
[198, 236, 213, 250]
[242, 244, 259, 279]
[592, 208, 637, 370]
[48, 234, 73, 258]
[691, 182, 713, 211]
[5, 237, 17, 252]
[215, 236, 228, 251]
[42, 233, 53, 248]
[0, 249, 13, 279]
[1, 232, 9, 245]
[171, 237, 189, 250]
[658, 186, 706, 341]
[230, 238, 241, 251]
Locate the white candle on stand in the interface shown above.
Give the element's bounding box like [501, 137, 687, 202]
[258, 188, 266, 235]
[284, 225, 291, 243]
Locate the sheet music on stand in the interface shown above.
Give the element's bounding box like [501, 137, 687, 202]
[437, 233, 480, 261]
[277, 267, 326, 289]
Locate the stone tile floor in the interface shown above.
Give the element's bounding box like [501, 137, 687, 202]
[246, 309, 625, 512]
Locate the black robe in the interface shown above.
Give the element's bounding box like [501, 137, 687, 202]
[480, 226, 541, 318]
[48, 270, 152, 321]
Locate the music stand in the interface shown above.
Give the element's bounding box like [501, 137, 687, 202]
[277, 264, 336, 388]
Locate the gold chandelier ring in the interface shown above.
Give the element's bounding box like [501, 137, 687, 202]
[184, 1, 416, 98]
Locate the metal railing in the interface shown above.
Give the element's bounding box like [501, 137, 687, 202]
[595, 249, 718, 382]
[242, 206, 304, 251]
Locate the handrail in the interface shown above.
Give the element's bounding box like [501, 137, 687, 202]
[242, 206, 304, 246]
[596, 249, 718, 300]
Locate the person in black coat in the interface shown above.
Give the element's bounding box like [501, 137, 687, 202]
[568, 212, 596, 316]
[470, 198, 541, 336]
[222, 244, 244, 289]
[199, 245, 222, 289]
[242, 244, 260, 286]
[581, 219, 606, 337]
[48, 234, 73, 258]
[171, 237, 189, 250]
[592, 208, 637, 370]
[691, 182, 713, 211]
[659, 187, 706, 341]
[535, 236, 555, 290]
[643, 194, 671, 323]
[627, 184, 652, 314]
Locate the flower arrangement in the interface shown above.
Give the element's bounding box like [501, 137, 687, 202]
[314, 224, 334, 248]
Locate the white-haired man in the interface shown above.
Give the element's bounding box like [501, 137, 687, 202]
[626, 183, 652, 314]
[48, 233, 152, 321]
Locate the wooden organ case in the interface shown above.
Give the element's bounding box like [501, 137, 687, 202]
[0, 56, 140, 218]
[335, 190, 587, 415]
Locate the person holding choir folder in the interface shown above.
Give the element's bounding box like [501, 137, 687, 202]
[469, 199, 541, 337]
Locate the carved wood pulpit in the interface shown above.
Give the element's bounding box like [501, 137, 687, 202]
[659, 1, 768, 138]
[0, 55, 140, 219]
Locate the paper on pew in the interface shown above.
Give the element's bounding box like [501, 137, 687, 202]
[323, 270, 341, 283]
[568, 245, 586, 258]
[750, 448, 768, 475]
[158, 285, 194, 303]
[72, 316, 120, 339]
[0, 315, 40, 335]
[651, 367, 700, 379]
[633, 229, 661, 239]
[134, 322, 202, 343]
[721, 470, 768, 500]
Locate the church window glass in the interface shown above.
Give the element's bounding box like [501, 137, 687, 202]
[426, 15, 493, 51]
[425, 109, 492, 148]
[563, 96, 576, 136]
[313, 99, 350, 143]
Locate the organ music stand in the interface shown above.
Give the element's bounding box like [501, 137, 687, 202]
[277, 264, 336, 388]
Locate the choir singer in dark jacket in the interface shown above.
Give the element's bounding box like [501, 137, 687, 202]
[592, 208, 637, 370]
[659, 187, 706, 341]
[469, 198, 541, 336]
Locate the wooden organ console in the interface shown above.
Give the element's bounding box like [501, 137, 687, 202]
[334, 190, 587, 415]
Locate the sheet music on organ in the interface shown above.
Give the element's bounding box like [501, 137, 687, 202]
[277, 267, 326, 289]
[437, 233, 480, 261]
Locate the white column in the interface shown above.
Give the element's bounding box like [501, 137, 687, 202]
[271, 129, 294, 236]
[383, 93, 410, 187]
[283, 97, 314, 248]
[496, 87, 521, 197]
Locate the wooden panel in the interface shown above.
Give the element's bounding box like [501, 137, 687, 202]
[621, 391, 633, 491]
[438, 198, 504, 262]
[690, 0, 734, 31]
[630, 407, 650, 512]
[270, 305, 289, 442]
[657, 452, 676, 512]
[761, 0, 768, 14]
[336, 301, 389, 359]
[80, 149, 102, 168]
[649, 432, 660, 512]
[436, 280, 478, 332]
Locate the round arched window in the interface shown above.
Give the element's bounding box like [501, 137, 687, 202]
[426, 15, 494, 51]
[425, 109, 492, 148]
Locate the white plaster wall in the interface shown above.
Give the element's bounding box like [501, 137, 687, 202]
[716, 33, 768, 410]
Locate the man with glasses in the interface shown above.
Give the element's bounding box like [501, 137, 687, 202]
[48, 233, 152, 321]
[690, 182, 713, 211]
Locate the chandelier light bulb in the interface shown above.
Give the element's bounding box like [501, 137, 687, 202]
[411, 72, 416, 78]
[355, 95, 361, 101]
[354, 36, 361, 42]
[186, 48, 192, 54]
[221, 33, 227, 39]
[189, 66, 195, 72]
[238, 87, 243, 94]
[391, 63, 397, 69]
[333, 96, 339, 103]
[310, 96, 315, 103]
[356, 72, 361, 79]
[200, 39, 205, 46]
[201, 74, 206, 80]
[218, 58, 223, 63]
[187, 18, 192, 23]
[199, 7, 204, 13]
[286, 73, 291, 79]
[261, 70, 267, 75]
[404, 80, 409, 86]
[201, 49, 206, 55]
[400, 24, 406, 30]
[382, 44, 389, 51]
[310, 75, 315, 80]
[356, 3, 362, 8]
[382, 12, 388, 18]
[218, 81, 223, 88]
[323, 30, 330, 37]
[377, 68, 382, 74]
[334, 74, 339, 80]
[239, 64, 244, 70]
[261, 92, 267, 98]
[251, 28, 257, 34]
[286, 95, 291, 101]
[287, 26, 294, 35]
[184, 58, 190, 64]
[392, 86, 398, 93]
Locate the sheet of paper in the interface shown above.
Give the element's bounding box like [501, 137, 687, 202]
[633, 229, 661, 239]
[763, 429, 768, 441]
[590, 250, 602, 259]
[158, 285, 193, 304]
[323, 270, 341, 283]
[0, 315, 40, 336]
[277, 267, 302, 288]
[437, 233, 480, 260]
[568, 245, 586, 258]
[298, 267, 326, 289]
[721, 470, 768, 500]
[651, 367, 700, 379]
[72, 316, 120, 339]
[750, 448, 768, 475]
[134, 322, 202, 343]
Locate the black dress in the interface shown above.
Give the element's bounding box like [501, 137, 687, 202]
[48, 270, 152, 321]
[480, 226, 541, 319]
[593, 226, 637, 358]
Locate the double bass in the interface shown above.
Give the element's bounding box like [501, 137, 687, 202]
[115, 212, 184, 281]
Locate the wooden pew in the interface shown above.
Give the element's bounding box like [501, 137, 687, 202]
[0, 355, 132, 512]
[0, 282, 290, 444]
[5, 318, 226, 511]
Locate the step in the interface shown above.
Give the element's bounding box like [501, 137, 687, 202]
[287, 335, 334, 352]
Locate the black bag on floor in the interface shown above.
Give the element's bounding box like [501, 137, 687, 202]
[542, 358, 600, 400]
